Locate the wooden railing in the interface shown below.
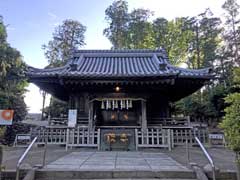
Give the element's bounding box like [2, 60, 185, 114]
[49, 117, 67, 126]
[135, 128, 172, 150]
[32, 126, 208, 150]
[34, 126, 67, 145]
[148, 116, 190, 127]
[66, 127, 100, 150]
[171, 128, 208, 146]
[49, 117, 88, 126]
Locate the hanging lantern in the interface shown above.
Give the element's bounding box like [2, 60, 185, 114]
[101, 100, 105, 109]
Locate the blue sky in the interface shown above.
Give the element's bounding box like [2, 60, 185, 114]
[1, 0, 227, 113]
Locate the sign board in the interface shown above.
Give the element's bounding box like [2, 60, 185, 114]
[209, 133, 224, 140]
[68, 109, 77, 127]
[0, 110, 14, 125]
[209, 133, 225, 146]
[14, 134, 31, 147]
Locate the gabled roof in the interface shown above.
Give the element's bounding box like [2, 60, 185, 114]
[27, 49, 213, 79]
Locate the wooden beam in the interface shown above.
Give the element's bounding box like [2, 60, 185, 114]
[141, 100, 147, 132]
[88, 101, 93, 130]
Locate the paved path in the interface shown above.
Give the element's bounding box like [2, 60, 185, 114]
[45, 151, 190, 171]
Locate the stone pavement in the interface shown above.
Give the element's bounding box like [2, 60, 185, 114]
[45, 151, 190, 171]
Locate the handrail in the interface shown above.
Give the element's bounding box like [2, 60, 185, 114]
[195, 136, 216, 180]
[16, 136, 38, 180]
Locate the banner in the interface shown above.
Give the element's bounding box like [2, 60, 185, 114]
[0, 110, 14, 125]
[68, 109, 77, 127]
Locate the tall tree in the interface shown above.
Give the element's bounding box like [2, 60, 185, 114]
[186, 9, 222, 69]
[103, 0, 129, 49]
[222, 0, 240, 66]
[220, 68, 240, 179]
[43, 19, 86, 66]
[127, 9, 155, 49]
[43, 19, 86, 118]
[0, 16, 28, 122]
[152, 18, 169, 49]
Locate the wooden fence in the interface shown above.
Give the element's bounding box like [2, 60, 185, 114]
[66, 127, 100, 150]
[32, 126, 209, 150]
[171, 128, 208, 146]
[135, 128, 172, 150]
[33, 126, 67, 145]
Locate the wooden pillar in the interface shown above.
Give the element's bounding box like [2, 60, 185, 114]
[88, 101, 93, 130]
[141, 100, 147, 132]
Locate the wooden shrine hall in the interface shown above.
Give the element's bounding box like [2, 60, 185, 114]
[27, 49, 213, 150]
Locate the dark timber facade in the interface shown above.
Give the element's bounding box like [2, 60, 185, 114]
[27, 49, 213, 150]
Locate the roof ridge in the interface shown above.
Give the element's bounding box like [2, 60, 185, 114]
[73, 48, 166, 54]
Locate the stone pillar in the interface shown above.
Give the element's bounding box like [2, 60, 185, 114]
[141, 100, 147, 132]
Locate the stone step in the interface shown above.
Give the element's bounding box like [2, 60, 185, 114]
[35, 169, 197, 180]
[37, 179, 197, 180]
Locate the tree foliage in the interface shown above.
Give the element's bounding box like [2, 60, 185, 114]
[0, 16, 28, 122]
[42, 19, 87, 116]
[104, 1, 222, 67]
[220, 68, 240, 157]
[43, 19, 86, 67]
[103, 0, 129, 49]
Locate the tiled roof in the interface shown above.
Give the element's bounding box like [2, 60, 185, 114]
[27, 49, 212, 79]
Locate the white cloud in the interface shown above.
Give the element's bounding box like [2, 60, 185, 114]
[6, 26, 15, 31]
[48, 12, 58, 20]
[47, 12, 60, 27]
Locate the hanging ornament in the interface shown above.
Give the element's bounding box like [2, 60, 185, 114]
[106, 100, 109, 109]
[122, 100, 126, 109]
[129, 100, 132, 108]
[115, 100, 118, 109]
[109, 100, 112, 109]
[101, 100, 105, 109]
[112, 100, 115, 110]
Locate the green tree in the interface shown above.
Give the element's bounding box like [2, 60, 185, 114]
[42, 19, 86, 117]
[222, 0, 240, 66]
[43, 19, 86, 118]
[0, 16, 28, 122]
[186, 9, 222, 69]
[220, 68, 240, 178]
[43, 19, 86, 66]
[103, 0, 129, 49]
[127, 9, 155, 49]
[0, 16, 28, 145]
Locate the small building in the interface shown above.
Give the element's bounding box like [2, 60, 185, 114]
[27, 49, 213, 150]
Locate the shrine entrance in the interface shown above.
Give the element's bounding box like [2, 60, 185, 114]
[90, 98, 145, 151]
[93, 98, 142, 127]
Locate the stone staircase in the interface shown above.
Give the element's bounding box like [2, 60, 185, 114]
[34, 169, 197, 180]
[33, 151, 197, 180]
